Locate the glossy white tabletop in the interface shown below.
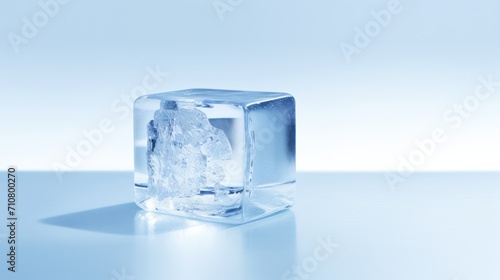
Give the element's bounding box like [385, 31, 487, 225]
[1, 172, 499, 280]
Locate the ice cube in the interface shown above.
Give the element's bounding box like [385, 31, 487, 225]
[134, 89, 295, 224]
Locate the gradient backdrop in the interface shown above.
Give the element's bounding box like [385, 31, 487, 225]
[1, 0, 500, 174]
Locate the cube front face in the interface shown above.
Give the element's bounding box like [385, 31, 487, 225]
[134, 89, 295, 224]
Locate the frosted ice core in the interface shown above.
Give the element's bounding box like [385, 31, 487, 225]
[147, 101, 232, 198]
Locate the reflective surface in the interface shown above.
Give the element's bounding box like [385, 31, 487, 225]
[1, 172, 500, 279]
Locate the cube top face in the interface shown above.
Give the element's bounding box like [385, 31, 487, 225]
[134, 89, 295, 224]
[138, 88, 293, 107]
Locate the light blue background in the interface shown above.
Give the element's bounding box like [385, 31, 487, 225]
[1, 0, 500, 173]
[1, 2, 500, 279]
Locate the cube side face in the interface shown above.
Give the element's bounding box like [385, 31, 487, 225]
[133, 90, 295, 224]
[242, 96, 296, 222]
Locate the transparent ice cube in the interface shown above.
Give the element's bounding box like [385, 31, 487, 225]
[134, 89, 295, 224]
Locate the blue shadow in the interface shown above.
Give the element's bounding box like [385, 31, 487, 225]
[40, 203, 141, 235]
[41, 202, 295, 240]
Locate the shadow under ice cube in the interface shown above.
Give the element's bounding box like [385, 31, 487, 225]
[134, 89, 295, 224]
